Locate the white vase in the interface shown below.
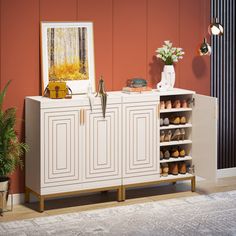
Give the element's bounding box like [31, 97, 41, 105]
[163, 65, 175, 89]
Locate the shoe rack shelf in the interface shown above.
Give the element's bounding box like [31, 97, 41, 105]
[160, 156, 192, 163]
[159, 93, 195, 181]
[160, 140, 192, 147]
[160, 108, 192, 113]
[160, 123, 192, 130]
[160, 172, 194, 180]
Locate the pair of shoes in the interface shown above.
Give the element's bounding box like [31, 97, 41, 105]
[160, 150, 170, 159]
[170, 147, 186, 158]
[169, 162, 187, 175]
[172, 99, 189, 109]
[171, 129, 186, 141]
[160, 117, 169, 126]
[160, 130, 172, 142]
[160, 100, 172, 109]
[161, 163, 169, 177]
[170, 116, 187, 125]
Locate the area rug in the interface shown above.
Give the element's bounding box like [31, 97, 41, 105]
[1, 191, 236, 236]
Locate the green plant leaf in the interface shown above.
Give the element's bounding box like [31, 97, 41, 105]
[0, 80, 11, 110]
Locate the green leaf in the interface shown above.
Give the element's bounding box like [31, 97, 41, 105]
[0, 80, 11, 110]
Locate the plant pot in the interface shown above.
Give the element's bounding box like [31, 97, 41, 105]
[0, 177, 10, 211]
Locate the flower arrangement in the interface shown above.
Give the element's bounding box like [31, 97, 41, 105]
[156, 41, 184, 65]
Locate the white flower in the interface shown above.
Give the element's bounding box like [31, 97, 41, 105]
[156, 40, 184, 65]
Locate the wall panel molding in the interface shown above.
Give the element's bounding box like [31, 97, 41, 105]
[211, 0, 236, 169]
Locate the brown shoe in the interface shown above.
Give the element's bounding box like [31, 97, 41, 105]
[170, 116, 180, 125]
[181, 99, 188, 108]
[180, 116, 187, 124]
[179, 147, 186, 157]
[161, 163, 169, 177]
[171, 148, 179, 158]
[165, 100, 172, 109]
[173, 100, 181, 109]
[169, 162, 178, 175]
[178, 162, 187, 174]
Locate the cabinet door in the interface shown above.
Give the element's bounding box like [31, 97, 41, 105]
[123, 102, 159, 183]
[193, 94, 217, 182]
[41, 108, 81, 187]
[83, 104, 122, 184]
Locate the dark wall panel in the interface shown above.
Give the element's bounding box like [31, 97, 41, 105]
[211, 0, 236, 169]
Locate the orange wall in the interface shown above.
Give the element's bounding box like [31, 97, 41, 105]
[0, 0, 210, 194]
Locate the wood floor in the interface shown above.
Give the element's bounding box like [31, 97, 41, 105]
[1, 177, 236, 222]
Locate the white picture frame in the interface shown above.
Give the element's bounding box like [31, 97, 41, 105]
[40, 22, 95, 95]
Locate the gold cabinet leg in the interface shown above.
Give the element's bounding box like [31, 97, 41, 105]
[122, 186, 126, 201]
[191, 176, 196, 192]
[25, 187, 30, 203]
[118, 186, 126, 202]
[39, 196, 45, 212]
[117, 187, 123, 202]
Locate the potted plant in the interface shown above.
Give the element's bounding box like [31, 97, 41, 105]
[156, 41, 184, 89]
[0, 81, 28, 212]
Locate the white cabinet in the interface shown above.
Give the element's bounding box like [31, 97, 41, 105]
[158, 90, 217, 184]
[25, 89, 217, 212]
[122, 100, 159, 184]
[83, 104, 122, 188]
[41, 108, 81, 188]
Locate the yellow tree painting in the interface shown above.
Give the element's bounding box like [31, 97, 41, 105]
[47, 27, 88, 81]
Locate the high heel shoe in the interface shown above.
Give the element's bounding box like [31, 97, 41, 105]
[180, 116, 187, 124]
[173, 100, 181, 109]
[165, 100, 172, 109]
[164, 130, 172, 142]
[160, 131, 165, 142]
[180, 128, 185, 140]
[170, 116, 180, 125]
[171, 129, 181, 141]
[160, 101, 165, 110]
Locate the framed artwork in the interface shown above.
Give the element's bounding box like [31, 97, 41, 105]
[40, 22, 95, 94]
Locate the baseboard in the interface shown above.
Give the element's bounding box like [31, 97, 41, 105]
[217, 167, 236, 178]
[7, 192, 37, 207]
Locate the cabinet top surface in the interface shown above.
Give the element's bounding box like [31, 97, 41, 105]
[26, 88, 195, 108]
[27, 88, 195, 101]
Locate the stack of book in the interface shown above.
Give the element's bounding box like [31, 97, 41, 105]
[122, 86, 153, 94]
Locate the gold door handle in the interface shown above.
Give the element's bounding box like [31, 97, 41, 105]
[83, 109, 86, 125]
[80, 109, 84, 125]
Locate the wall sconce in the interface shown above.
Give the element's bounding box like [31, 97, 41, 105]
[208, 17, 224, 35]
[199, 38, 212, 56]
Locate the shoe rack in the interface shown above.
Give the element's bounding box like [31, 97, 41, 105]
[159, 92, 195, 180]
